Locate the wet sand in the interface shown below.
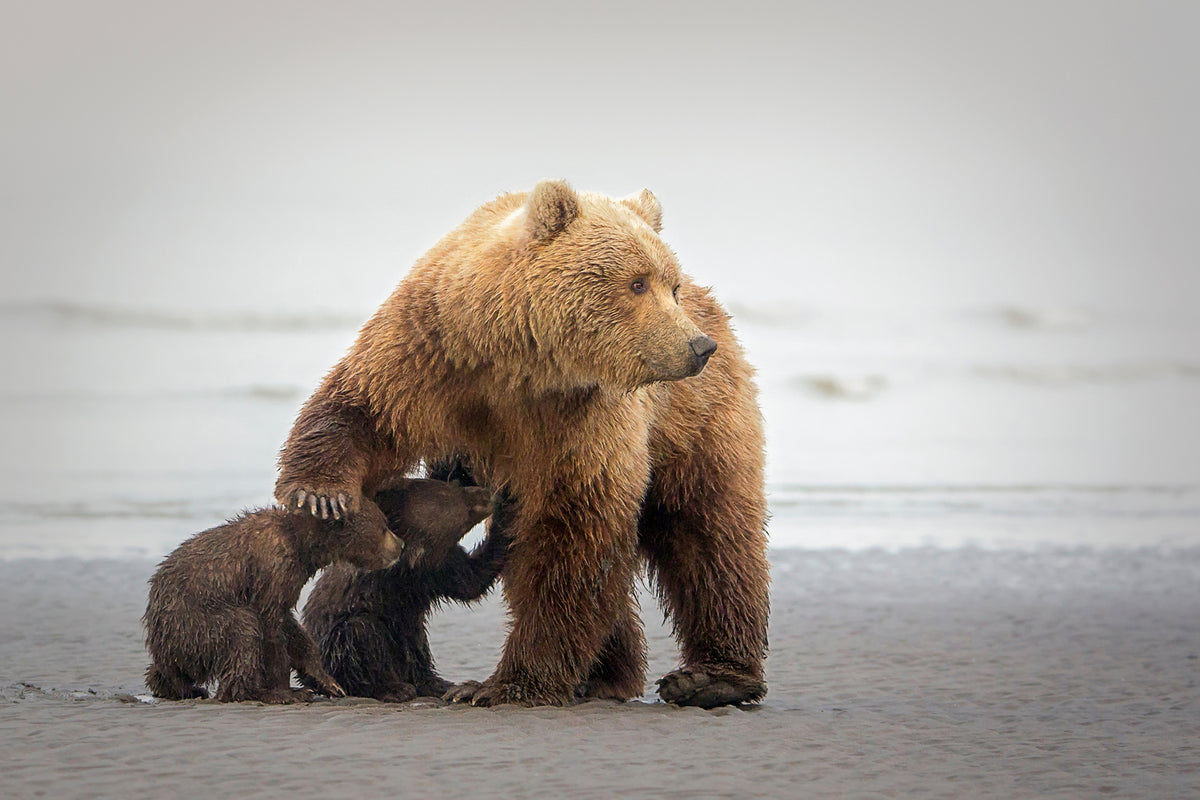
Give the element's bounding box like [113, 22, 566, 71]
[1, 548, 1198, 799]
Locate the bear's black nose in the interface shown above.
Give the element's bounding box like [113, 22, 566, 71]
[689, 335, 718, 369]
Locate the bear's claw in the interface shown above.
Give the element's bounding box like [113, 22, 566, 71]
[284, 489, 353, 519]
[655, 668, 766, 709]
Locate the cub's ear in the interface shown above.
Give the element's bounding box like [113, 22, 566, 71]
[619, 188, 662, 232]
[525, 179, 580, 241]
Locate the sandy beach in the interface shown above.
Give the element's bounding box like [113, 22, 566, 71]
[2, 547, 1197, 799]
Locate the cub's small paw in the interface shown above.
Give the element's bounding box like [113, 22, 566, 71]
[377, 683, 418, 703]
[257, 688, 312, 705]
[418, 678, 454, 698]
[655, 668, 766, 709]
[299, 671, 345, 698]
[443, 680, 482, 704]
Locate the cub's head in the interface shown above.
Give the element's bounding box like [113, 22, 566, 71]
[373, 478, 494, 567]
[335, 501, 404, 571]
[511, 180, 717, 391]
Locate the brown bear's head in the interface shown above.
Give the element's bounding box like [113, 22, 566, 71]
[512, 180, 717, 391]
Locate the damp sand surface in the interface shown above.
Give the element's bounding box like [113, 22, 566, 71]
[1, 549, 1197, 799]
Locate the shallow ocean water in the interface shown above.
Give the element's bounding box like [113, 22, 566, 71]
[0, 293, 1195, 556]
[1, 295, 1197, 558]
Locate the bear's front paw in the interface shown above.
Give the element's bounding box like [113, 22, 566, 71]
[443, 680, 483, 704]
[277, 484, 360, 520]
[467, 677, 573, 707]
[655, 668, 766, 709]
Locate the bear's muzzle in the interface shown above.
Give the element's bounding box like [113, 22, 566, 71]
[689, 335, 718, 374]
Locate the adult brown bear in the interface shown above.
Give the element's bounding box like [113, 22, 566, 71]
[276, 181, 770, 707]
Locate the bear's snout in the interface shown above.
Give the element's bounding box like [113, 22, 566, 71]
[689, 335, 718, 373]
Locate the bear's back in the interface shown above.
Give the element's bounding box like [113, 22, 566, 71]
[149, 510, 300, 612]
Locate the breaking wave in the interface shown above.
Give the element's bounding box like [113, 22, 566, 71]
[972, 362, 1200, 385]
[793, 373, 888, 401]
[990, 305, 1094, 331]
[768, 483, 1200, 520]
[0, 385, 303, 404]
[1, 300, 364, 332]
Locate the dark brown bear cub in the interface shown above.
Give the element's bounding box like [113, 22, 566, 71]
[302, 479, 510, 702]
[143, 500, 402, 703]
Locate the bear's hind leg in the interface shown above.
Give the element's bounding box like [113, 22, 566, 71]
[318, 614, 415, 701]
[640, 475, 770, 708]
[575, 594, 647, 701]
[388, 616, 449, 698]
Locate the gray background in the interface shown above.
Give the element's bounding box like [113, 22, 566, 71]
[5, 0, 1197, 311]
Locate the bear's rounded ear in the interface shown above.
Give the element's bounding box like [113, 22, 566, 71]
[525, 179, 580, 242]
[619, 189, 663, 232]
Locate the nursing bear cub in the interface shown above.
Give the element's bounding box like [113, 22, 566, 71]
[302, 478, 512, 702]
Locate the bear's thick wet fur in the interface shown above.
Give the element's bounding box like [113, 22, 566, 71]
[302, 476, 511, 702]
[143, 500, 402, 703]
[276, 181, 770, 707]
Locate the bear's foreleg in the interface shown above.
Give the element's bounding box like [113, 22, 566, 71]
[317, 613, 419, 702]
[435, 489, 515, 603]
[469, 501, 641, 707]
[275, 392, 390, 518]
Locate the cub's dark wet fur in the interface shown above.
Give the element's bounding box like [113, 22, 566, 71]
[143, 501, 402, 703]
[302, 479, 512, 702]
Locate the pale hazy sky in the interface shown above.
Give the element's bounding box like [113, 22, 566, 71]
[3, 0, 1197, 311]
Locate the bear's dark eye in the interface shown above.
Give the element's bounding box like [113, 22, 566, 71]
[630, 279, 648, 295]
[672, 285, 680, 302]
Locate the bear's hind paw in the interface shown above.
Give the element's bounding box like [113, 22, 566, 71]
[655, 668, 766, 709]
